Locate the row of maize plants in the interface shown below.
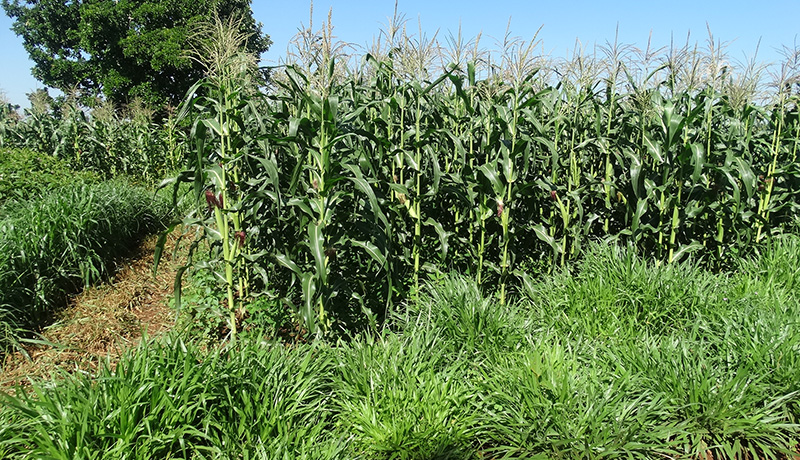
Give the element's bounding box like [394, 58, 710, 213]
[164, 19, 800, 336]
[0, 92, 185, 183]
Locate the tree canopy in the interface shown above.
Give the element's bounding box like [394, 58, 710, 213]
[2, 0, 271, 108]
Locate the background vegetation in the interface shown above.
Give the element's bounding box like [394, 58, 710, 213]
[1, 90, 186, 183]
[0, 147, 98, 204]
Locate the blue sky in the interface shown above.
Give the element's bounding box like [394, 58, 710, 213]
[2, 0, 797, 107]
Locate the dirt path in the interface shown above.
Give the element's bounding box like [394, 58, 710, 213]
[0, 231, 185, 389]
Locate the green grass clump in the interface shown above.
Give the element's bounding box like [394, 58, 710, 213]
[1, 237, 798, 459]
[0, 147, 99, 205]
[0, 180, 171, 348]
[522, 243, 733, 339]
[0, 336, 341, 459]
[333, 331, 473, 459]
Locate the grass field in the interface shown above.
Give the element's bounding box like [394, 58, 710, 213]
[0, 239, 798, 459]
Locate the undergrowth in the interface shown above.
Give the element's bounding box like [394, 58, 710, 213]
[1, 236, 798, 459]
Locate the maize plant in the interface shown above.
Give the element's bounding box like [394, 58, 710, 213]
[158, 15, 265, 338]
[157, 19, 800, 337]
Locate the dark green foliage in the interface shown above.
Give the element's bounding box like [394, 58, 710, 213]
[1, 0, 271, 107]
[169, 48, 800, 335]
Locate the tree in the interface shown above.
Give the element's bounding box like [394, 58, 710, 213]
[2, 0, 271, 108]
